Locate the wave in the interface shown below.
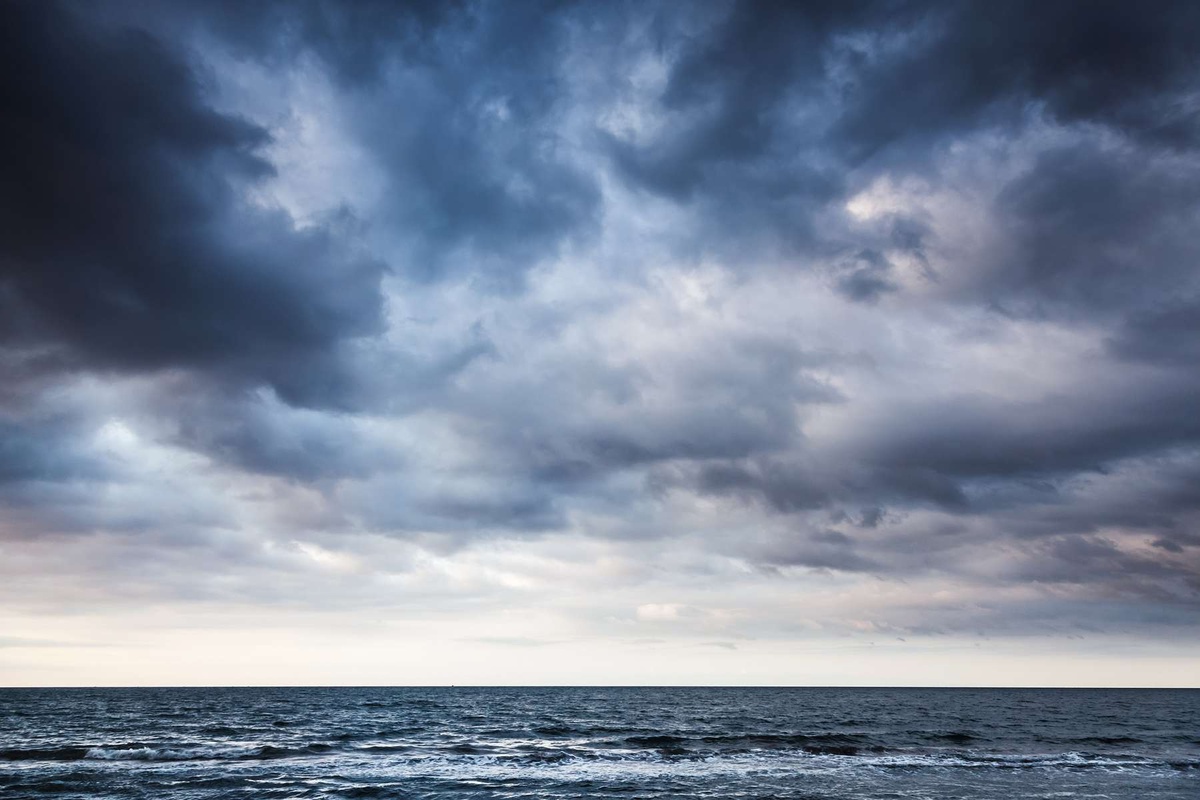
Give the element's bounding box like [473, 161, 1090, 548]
[867, 751, 1200, 772]
[1, 742, 342, 763]
[88, 744, 264, 761]
[3, 739, 1196, 774]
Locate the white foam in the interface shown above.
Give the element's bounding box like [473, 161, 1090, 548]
[85, 743, 262, 761]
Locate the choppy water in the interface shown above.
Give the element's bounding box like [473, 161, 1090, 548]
[1, 687, 1197, 798]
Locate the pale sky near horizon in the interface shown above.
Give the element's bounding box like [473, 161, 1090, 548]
[2, 0, 1200, 687]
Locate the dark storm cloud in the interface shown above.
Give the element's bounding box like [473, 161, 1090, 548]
[832, 1, 1200, 158]
[357, 0, 603, 284]
[581, 0, 1200, 607]
[862, 383, 1200, 492]
[195, 0, 462, 86]
[686, 369, 1200, 529]
[165, 390, 391, 482]
[606, 0, 1200, 259]
[470, 335, 844, 489]
[177, 0, 603, 285]
[752, 526, 882, 573]
[1111, 303, 1200, 367]
[601, 1, 862, 260]
[656, 0, 1200, 164]
[985, 143, 1200, 319]
[834, 249, 898, 303]
[1, 0, 1199, 642]
[605, 0, 868, 198]
[0, 1, 386, 408]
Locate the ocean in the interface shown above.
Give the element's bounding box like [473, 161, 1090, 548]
[1, 687, 1196, 798]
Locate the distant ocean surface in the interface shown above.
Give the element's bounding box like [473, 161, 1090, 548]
[1, 687, 1197, 799]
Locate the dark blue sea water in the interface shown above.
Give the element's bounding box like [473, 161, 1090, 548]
[1, 687, 1197, 799]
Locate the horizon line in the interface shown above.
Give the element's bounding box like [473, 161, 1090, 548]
[4, 684, 1198, 690]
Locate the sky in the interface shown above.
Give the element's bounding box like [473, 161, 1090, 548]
[1, 0, 1199, 687]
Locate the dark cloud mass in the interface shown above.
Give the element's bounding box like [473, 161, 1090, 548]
[0, 1, 385, 406]
[831, 1, 1200, 156]
[1, 0, 1200, 665]
[192, 0, 602, 284]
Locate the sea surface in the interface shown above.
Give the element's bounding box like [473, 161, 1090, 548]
[0, 687, 1197, 799]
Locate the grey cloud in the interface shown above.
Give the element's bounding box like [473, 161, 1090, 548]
[752, 526, 881, 574]
[692, 364, 1200, 519]
[605, 0, 1200, 270]
[986, 143, 1200, 320]
[168, 391, 396, 482]
[195, 0, 463, 86]
[343, 463, 567, 538]
[1110, 302, 1200, 366]
[2, 0, 1200, 645]
[148, 324, 495, 483]
[834, 249, 898, 303]
[605, 0, 877, 199]
[1013, 535, 1195, 588]
[833, 1, 1200, 158]
[0, 416, 108, 486]
[182, 0, 603, 285]
[0, 1, 386, 409]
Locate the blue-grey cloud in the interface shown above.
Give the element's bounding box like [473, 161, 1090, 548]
[1, 0, 1199, 650]
[0, 1, 386, 409]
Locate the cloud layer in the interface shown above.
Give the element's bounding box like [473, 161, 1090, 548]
[2, 0, 1199, 684]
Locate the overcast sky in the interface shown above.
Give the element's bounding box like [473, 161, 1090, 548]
[1, 0, 1199, 687]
